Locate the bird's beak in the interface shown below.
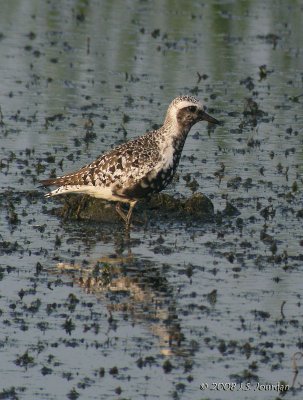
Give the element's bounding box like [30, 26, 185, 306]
[198, 109, 220, 124]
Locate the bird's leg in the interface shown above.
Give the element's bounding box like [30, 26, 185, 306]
[125, 201, 137, 229]
[115, 201, 137, 229]
[115, 202, 128, 223]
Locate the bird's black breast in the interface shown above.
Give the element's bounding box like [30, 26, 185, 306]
[117, 138, 185, 200]
[121, 165, 176, 200]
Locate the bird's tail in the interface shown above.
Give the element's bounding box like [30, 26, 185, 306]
[40, 177, 61, 187]
[40, 177, 65, 197]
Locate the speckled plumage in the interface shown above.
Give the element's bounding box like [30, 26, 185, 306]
[40, 95, 219, 228]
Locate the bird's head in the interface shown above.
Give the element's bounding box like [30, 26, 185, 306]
[165, 95, 219, 130]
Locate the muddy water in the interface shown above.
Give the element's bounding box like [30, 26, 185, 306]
[1, 1, 303, 399]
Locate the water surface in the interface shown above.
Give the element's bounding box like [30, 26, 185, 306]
[1, 1, 303, 399]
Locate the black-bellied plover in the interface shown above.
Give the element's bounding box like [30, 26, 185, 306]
[40, 96, 219, 228]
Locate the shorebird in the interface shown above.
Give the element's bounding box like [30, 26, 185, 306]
[40, 95, 219, 228]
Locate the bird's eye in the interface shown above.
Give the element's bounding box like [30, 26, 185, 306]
[188, 106, 197, 112]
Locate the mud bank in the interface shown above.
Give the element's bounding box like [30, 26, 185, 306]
[49, 192, 216, 225]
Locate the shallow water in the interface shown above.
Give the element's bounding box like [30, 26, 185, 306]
[1, 1, 303, 399]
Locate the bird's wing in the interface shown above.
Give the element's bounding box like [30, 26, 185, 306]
[40, 131, 161, 190]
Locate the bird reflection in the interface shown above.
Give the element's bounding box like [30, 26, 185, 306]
[56, 250, 185, 355]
